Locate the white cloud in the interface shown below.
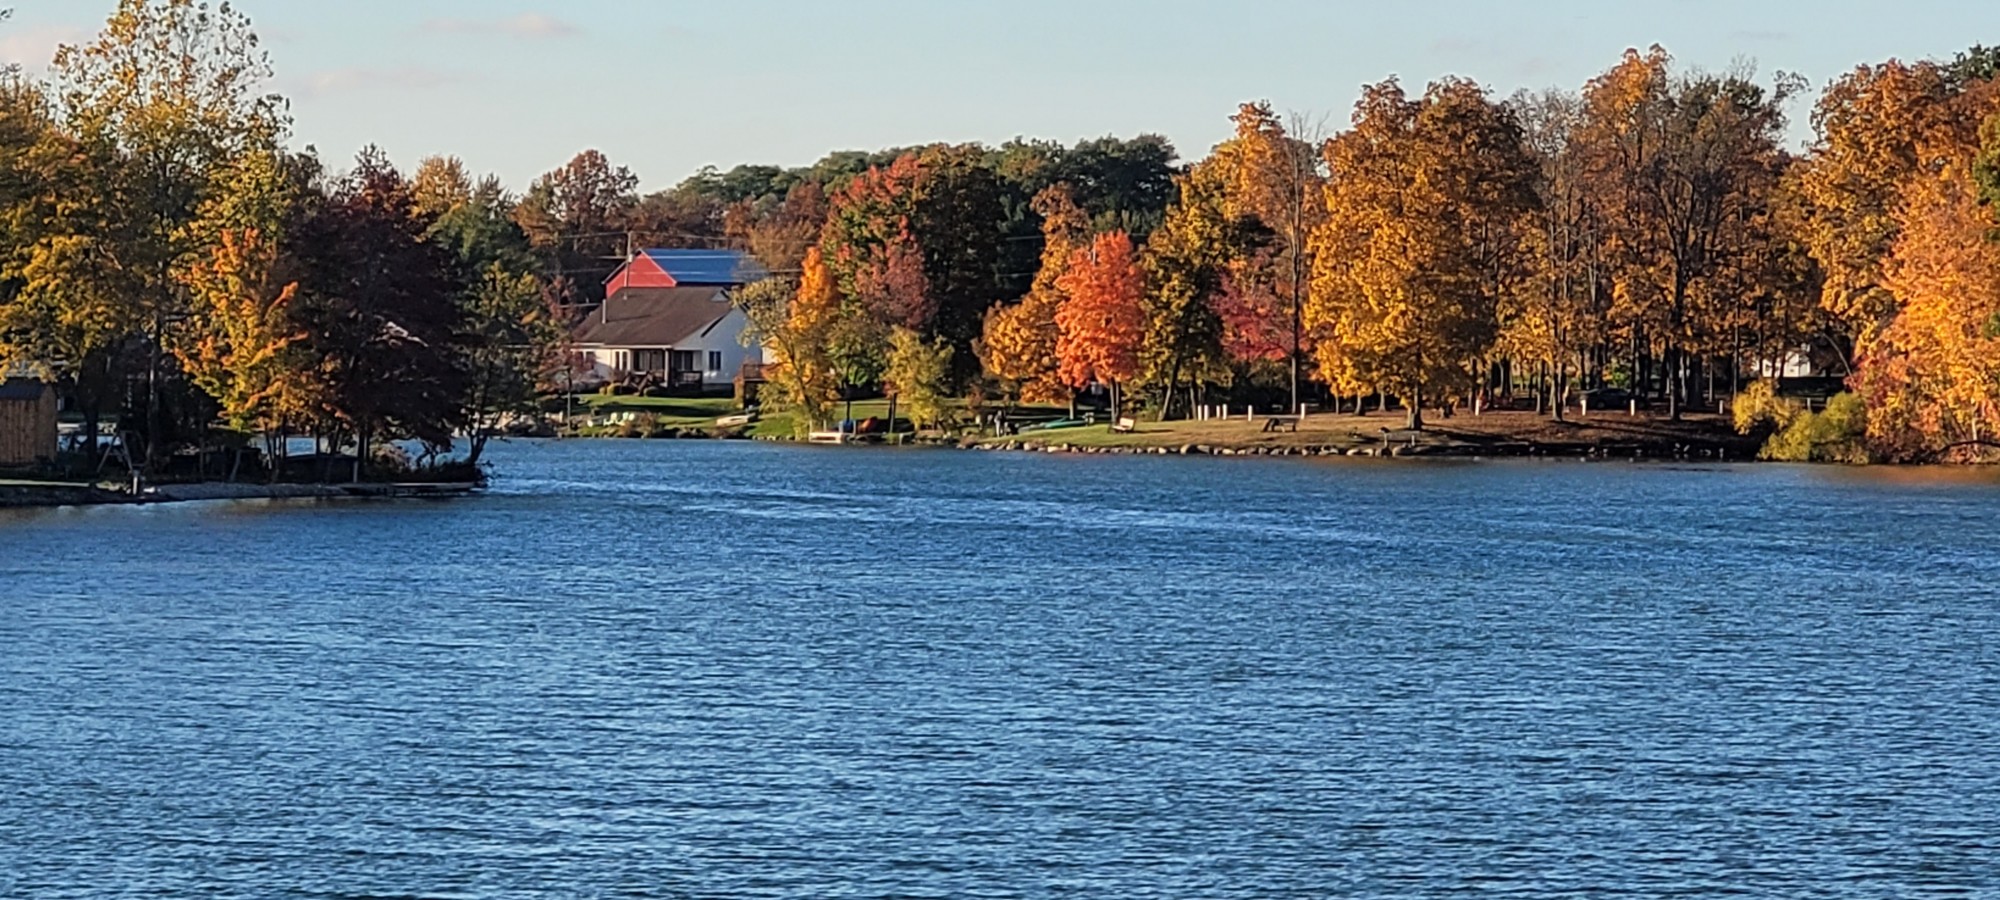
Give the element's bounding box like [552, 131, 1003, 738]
[420, 13, 579, 40]
[0, 24, 89, 72]
[302, 66, 461, 97]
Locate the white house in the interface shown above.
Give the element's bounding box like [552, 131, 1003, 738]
[572, 249, 766, 394]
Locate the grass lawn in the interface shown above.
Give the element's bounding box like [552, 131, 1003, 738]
[977, 409, 1750, 454]
[574, 395, 740, 426]
[744, 400, 1076, 440]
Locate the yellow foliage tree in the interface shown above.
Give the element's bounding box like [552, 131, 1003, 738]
[739, 248, 842, 435]
[1307, 78, 1536, 430]
[1502, 87, 1605, 419]
[884, 326, 953, 429]
[1575, 46, 1799, 418]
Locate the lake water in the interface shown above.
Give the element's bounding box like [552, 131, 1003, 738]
[4, 440, 1999, 897]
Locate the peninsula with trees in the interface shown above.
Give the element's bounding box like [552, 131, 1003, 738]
[5, 1, 2000, 502]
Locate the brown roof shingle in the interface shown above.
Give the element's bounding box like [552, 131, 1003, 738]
[571, 287, 735, 348]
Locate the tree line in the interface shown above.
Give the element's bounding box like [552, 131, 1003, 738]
[747, 43, 2000, 463]
[3, 2, 1999, 468]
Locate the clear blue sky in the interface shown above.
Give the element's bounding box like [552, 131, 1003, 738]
[2, 0, 1987, 192]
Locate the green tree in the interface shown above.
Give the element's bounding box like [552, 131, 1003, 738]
[456, 263, 552, 465]
[884, 326, 953, 429]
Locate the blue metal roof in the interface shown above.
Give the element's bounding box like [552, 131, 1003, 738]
[640, 249, 767, 286]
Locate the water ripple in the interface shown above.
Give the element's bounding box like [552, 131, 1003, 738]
[3, 440, 1998, 897]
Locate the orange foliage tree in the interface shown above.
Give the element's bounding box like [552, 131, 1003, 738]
[1789, 59, 2000, 340]
[173, 228, 311, 463]
[1054, 230, 1146, 418]
[1576, 46, 1800, 418]
[979, 184, 1089, 404]
[1855, 159, 2000, 459]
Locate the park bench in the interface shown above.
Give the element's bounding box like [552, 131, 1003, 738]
[1110, 417, 1137, 434]
[1379, 427, 1422, 447]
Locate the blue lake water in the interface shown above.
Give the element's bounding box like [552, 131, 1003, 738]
[3, 440, 1999, 897]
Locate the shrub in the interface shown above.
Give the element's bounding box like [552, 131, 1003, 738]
[1762, 393, 1869, 463]
[1732, 379, 1795, 435]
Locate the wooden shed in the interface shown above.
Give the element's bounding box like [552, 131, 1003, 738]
[0, 378, 58, 467]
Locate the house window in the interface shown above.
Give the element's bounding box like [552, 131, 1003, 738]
[708, 351, 724, 372]
[631, 349, 667, 373]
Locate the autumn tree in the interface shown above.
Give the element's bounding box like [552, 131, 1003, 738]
[411, 155, 474, 221]
[290, 149, 465, 474]
[172, 228, 308, 470]
[979, 184, 1088, 405]
[1578, 47, 1801, 417]
[819, 145, 1013, 383]
[1854, 157, 2000, 459]
[45, 0, 291, 463]
[1141, 164, 1248, 419]
[741, 180, 827, 275]
[1788, 56, 2000, 344]
[514, 149, 638, 307]
[0, 84, 140, 454]
[1211, 101, 1327, 409]
[1503, 87, 1605, 418]
[1055, 230, 1146, 419]
[820, 153, 933, 331]
[1308, 77, 1537, 431]
[737, 250, 841, 434]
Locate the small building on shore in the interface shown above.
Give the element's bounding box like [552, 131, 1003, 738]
[0, 377, 58, 467]
[572, 249, 766, 395]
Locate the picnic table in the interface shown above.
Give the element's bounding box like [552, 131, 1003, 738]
[1261, 415, 1301, 433]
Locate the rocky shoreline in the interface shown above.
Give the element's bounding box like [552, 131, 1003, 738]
[0, 481, 479, 510]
